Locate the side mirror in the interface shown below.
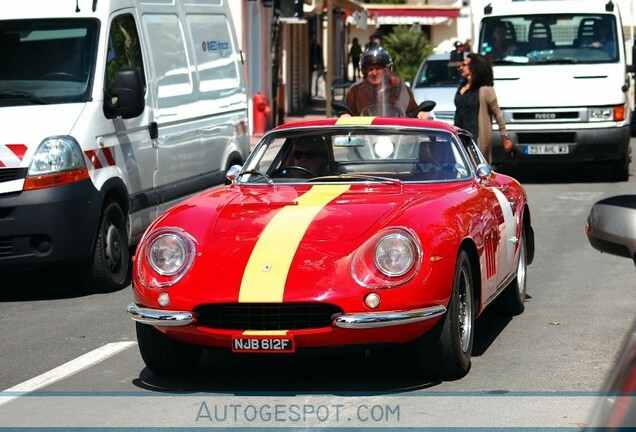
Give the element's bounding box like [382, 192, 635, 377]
[586, 195, 636, 266]
[476, 162, 492, 180]
[226, 165, 242, 183]
[331, 100, 353, 117]
[104, 68, 145, 119]
[418, 100, 436, 113]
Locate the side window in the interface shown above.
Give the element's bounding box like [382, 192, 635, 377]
[186, 14, 241, 93]
[458, 132, 486, 169]
[143, 13, 193, 107]
[106, 14, 145, 89]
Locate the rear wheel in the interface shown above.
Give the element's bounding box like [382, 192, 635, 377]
[136, 322, 202, 376]
[498, 227, 527, 316]
[82, 201, 130, 293]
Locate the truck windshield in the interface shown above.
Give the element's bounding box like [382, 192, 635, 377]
[0, 19, 98, 106]
[479, 14, 619, 65]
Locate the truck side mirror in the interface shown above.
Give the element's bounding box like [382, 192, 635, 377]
[104, 68, 145, 119]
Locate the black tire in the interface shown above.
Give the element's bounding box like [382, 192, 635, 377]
[498, 227, 527, 316]
[82, 201, 130, 293]
[610, 153, 629, 182]
[136, 322, 202, 376]
[415, 250, 475, 380]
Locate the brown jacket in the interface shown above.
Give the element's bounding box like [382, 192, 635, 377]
[478, 86, 507, 163]
[344, 77, 419, 116]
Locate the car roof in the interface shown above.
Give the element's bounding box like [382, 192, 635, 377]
[424, 52, 451, 61]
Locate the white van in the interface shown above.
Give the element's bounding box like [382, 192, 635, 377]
[476, 0, 634, 180]
[0, 0, 249, 291]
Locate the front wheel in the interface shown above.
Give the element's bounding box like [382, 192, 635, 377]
[610, 152, 629, 182]
[81, 201, 130, 293]
[136, 323, 202, 376]
[414, 250, 475, 380]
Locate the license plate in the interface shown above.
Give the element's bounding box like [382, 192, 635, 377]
[523, 144, 569, 155]
[232, 336, 295, 353]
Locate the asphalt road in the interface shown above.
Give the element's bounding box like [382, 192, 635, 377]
[1, 142, 635, 429]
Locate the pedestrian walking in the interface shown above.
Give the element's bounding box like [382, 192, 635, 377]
[349, 37, 362, 81]
[454, 53, 513, 163]
[310, 37, 325, 97]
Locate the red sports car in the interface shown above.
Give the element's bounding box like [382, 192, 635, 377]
[127, 116, 535, 380]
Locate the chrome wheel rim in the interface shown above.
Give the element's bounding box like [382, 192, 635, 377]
[458, 265, 473, 353]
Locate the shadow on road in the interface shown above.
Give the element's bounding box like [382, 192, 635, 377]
[496, 162, 629, 184]
[131, 307, 517, 395]
[133, 346, 442, 395]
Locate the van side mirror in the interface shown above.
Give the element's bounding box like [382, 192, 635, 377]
[104, 68, 145, 119]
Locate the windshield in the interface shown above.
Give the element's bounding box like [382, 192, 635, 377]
[413, 58, 461, 88]
[0, 19, 98, 106]
[479, 14, 619, 65]
[237, 127, 472, 184]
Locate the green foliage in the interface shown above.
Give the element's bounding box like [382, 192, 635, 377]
[382, 25, 432, 84]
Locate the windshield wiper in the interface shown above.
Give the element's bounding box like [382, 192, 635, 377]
[529, 58, 578, 65]
[310, 174, 404, 186]
[0, 90, 48, 105]
[238, 169, 273, 184]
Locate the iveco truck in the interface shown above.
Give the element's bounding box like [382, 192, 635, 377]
[477, 0, 634, 180]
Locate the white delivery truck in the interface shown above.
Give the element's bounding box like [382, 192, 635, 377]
[0, 0, 249, 291]
[476, 0, 634, 180]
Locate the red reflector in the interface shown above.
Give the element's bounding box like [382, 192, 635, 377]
[23, 168, 90, 191]
[614, 105, 626, 121]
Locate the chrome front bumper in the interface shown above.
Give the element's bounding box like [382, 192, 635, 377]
[127, 303, 195, 327]
[127, 303, 446, 329]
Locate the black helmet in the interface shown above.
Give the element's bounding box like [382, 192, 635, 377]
[359, 47, 393, 74]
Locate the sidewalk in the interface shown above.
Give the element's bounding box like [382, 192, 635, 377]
[250, 97, 328, 148]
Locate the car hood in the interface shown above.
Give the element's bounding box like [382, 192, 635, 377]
[213, 184, 419, 242]
[412, 86, 456, 111]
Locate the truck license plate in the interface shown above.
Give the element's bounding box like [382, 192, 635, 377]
[232, 336, 295, 353]
[524, 144, 569, 155]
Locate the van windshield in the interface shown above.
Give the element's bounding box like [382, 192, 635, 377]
[0, 19, 98, 106]
[479, 14, 619, 65]
[413, 58, 462, 88]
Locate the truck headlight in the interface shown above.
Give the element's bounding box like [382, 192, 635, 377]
[28, 136, 85, 175]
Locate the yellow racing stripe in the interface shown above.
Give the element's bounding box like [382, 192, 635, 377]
[239, 185, 350, 303]
[243, 330, 288, 336]
[336, 116, 375, 125]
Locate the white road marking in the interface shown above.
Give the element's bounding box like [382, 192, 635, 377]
[0, 341, 136, 407]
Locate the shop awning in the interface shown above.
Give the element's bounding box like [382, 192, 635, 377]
[307, 0, 364, 13]
[364, 5, 460, 25]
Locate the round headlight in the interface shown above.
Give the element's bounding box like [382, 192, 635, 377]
[374, 233, 416, 277]
[148, 233, 193, 276]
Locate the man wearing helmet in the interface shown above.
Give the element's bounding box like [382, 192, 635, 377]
[341, 47, 429, 119]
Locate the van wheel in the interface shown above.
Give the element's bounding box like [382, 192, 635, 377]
[82, 201, 130, 293]
[611, 153, 629, 182]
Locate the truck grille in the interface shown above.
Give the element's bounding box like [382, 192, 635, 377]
[516, 132, 576, 145]
[0, 238, 12, 257]
[0, 168, 26, 184]
[194, 303, 343, 330]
